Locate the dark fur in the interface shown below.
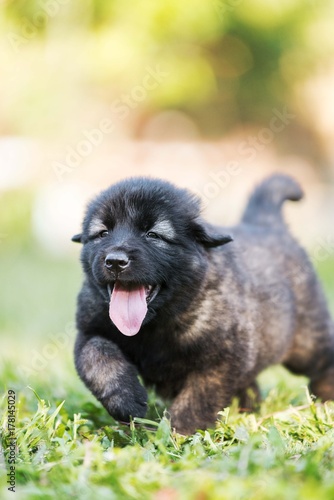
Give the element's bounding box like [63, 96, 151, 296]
[73, 175, 334, 434]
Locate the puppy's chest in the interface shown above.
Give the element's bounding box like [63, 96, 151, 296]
[120, 332, 192, 383]
[139, 350, 185, 385]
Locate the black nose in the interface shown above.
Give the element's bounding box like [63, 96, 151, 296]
[105, 252, 130, 272]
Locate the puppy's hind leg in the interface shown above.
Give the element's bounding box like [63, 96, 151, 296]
[310, 362, 334, 402]
[236, 381, 261, 411]
[283, 275, 334, 403]
[168, 368, 236, 434]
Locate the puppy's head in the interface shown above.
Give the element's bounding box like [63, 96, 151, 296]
[73, 178, 232, 336]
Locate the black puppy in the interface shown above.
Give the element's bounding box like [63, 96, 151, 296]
[72, 175, 334, 434]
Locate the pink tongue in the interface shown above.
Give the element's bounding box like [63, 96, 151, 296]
[109, 283, 147, 336]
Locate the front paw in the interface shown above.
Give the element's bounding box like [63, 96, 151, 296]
[101, 382, 148, 422]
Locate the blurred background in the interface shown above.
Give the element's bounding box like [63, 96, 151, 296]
[1, 0, 334, 387]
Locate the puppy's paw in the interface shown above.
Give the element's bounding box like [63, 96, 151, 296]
[102, 382, 148, 422]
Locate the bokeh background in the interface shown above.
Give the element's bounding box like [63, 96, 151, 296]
[1, 0, 334, 395]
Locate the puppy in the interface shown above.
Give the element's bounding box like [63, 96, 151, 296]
[72, 175, 334, 434]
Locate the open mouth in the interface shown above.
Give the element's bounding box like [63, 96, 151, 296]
[107, 283, 160, 304]
[107, 282, 160, 337]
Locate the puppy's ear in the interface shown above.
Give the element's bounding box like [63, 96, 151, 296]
[193, 221, 233, 248]
[72, 233, 82, 243]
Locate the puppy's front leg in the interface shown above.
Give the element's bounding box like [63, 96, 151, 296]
[74, 334, 147, 422]
[169, 369, 234, 435]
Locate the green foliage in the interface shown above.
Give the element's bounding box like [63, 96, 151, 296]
[2, 0, 334, 136]
[1, 377, 334, 499]
[0, 189, 34, 250]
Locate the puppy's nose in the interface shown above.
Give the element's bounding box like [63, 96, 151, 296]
[105, 252, 130, 272]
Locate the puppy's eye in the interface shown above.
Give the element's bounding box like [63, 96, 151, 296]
[99, 230, 109, 238]
[146, 231, 160, 239]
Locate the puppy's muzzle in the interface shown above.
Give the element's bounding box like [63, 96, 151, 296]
[105, 251, 130, 273]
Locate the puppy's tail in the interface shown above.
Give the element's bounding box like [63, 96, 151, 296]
[241, 174, 303, 227]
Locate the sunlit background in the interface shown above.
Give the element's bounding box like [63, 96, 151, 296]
[1, 0, 334, 378]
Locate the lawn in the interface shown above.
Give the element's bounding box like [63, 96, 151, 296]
[1, 242, 334, 500]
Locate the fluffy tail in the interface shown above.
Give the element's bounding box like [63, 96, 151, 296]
[241, 174, 304, 226]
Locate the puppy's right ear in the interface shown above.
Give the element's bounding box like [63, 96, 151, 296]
[192, 221, 233, 248]
[72, 233, 82, 243]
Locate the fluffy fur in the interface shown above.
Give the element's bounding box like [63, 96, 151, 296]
[73, 175, 334, 434]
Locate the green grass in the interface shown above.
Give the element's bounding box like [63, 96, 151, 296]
[1, 376, 334, 500]
[1, 241, 334, 499]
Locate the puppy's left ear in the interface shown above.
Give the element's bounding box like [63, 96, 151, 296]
[72, 233, 82, 243]
[193, 221, 233, 248]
